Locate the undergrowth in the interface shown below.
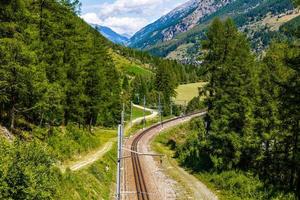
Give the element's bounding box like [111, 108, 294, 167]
[154, 118, 296, 200]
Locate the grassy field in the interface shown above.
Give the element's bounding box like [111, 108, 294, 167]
[109, 49, 153, 77]
[132, 106, 151, 119]
[175, 82, 207, 105]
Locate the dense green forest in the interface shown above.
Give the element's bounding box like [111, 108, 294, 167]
[0, 0, 200, 198]
[0, 0, 298, 199]
[170, 2, 299, 198]
[0, 0, 196, 133]
[113, 44, 202, 114]
[0, 0, 122, 130]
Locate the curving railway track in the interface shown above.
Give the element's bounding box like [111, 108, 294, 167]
[131, 129, 151, 200]
[128, 110, 207, 200]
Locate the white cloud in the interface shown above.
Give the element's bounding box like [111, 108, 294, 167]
[81, 13, 102, 24]
[99, 0, 172, 17]
[80, 0, 185, 35]
[81, 13, 148, 35]
[101, 17, 148, 35]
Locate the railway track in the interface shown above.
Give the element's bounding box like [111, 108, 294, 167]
[129, 109, 207, 200]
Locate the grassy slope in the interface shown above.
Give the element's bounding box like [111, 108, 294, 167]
[109, 49, 153, 77]
[58, 144, 117, 200]
[262, 11, 300, 31]
[131, 106, 152, 120]
[30, 125, 116, 162]
[175, 82, 206, 105]
[152, 120, 296, 200]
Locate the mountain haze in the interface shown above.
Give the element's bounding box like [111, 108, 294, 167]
[92, 24, 129, 45]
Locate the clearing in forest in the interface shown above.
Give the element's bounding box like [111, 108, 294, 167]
[175, 82, 207, 105]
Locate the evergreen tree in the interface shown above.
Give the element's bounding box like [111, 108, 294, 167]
[155, 64, 177, 114]
[202, 18, 256, 169]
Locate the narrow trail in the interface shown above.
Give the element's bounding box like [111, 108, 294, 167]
[130, 104, 158, 127]
[60, 104, 158, 172]
[162, 156, 218, 200]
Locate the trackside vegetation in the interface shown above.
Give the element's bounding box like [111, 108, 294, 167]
[0, 0, 200, 199]
[154, 118, 296, 199]
[157, 3, 299, 197]
[0, 0, 298, 199]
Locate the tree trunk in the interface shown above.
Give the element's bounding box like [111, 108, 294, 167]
[89, 117, 93, 133]
[291, 120, 299, 191]
[10, 105, 15, 131]
[39, 0, 45, 41]
[296, 167, 300, 200]
[39, 112, 44, 126]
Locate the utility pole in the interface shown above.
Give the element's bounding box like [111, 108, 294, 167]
[116, 124, 122, 200]
[116, 104, 125, 200]
[159, 93, 162, 127]
[170, 98, 173, 116]
[130, 101, 133, 127]
[121, 103, 125, 126]
[143, 96, 146, 129]
[184, 100, 187, 116]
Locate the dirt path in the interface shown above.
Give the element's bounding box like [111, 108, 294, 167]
[130, 104, 158, 127]
[60, 138, 116, 172]
[60, 105, 158, 172]
[160, 155, 218, 200]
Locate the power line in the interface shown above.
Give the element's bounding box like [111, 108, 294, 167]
[143, 96, 146, 129]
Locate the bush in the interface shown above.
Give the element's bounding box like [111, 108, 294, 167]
[198, 171, 296, 200]
[0, 138, 59, 199]
[44, 124, 102, 160]
[186, 96, 205, 113]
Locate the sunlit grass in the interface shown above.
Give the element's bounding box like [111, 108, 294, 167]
[175, 82, 207, 105]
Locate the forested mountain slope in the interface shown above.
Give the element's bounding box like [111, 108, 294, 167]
[129, 0, 233, 49]
[0, 0, 199, 134]
[0, 1, 202, 199]
[0, 0, 125, 129]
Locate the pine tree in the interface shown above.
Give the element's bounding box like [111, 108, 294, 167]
[202, 18, 256, 169]
[0, 39, 36, 130]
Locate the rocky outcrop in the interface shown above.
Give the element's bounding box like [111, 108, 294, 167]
[162, 0, 232, 42]
[0, 126, 14, 142]
[129, 0, 234, 48]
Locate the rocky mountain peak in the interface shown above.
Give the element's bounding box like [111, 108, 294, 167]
[129, 0, 234, 48]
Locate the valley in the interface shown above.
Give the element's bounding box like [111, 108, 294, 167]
[0, 0, 299, 200]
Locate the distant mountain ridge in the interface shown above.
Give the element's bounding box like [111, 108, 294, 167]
[92, 24, 129, 45]
[127, 0, 296, 62]
[129, 0, 233, 49]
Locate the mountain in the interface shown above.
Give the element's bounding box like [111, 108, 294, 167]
[93, 24, 129, 45]
[122, 33, 132, 39]
[129, 0, 296, 62]
[129, 0, 234, 49]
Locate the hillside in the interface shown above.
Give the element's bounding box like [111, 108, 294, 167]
[129, 0, 233, 49]
[129, 0, 296, 62]
[0, 0, 202, 199]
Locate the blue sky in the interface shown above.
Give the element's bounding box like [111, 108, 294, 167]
[80, 0, 188, 36]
